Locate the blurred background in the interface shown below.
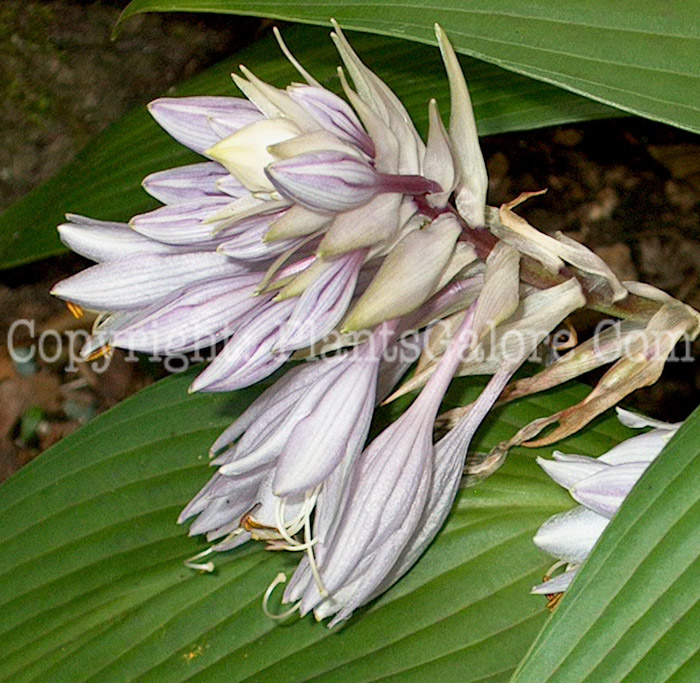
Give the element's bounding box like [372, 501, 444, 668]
[2, 0, 699, 480]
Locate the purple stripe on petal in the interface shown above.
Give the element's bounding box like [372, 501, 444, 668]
[129, 197, 233, 246]
[216, 212, 303, 262]
[276, 249, 366, 352]
[109, 274, 264, 354]
[206, 346, 290, 394]
[288, 85, 375, 157]
[148, 96, 263, 155]
[51, 252, 246, 311]
[273, 350, 379, 496]
[209, 356, 345, 456]
[142, 162, 229, 204]
[65, 213, 125, 229]
[207, 113, 265, 141]
[219, 365, 350, 477]
[189, 299, 296, 393]
[218, 238, 304, 263]
[266, 151, 381, 212]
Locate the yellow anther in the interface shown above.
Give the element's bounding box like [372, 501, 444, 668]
[86, 344, 113, 362]
[66, 301, 84, 319]
[546, 592, 564, 612]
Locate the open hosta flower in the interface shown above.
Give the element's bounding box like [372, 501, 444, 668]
[531, 408, 681, 606]
[51, 20, 700, 626]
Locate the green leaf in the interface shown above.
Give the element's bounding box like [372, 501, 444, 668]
[120, 0, 700, 135]
[0, 25, 618, 270]
[512, 405, 700, 682]
[0, 370, 631, 682]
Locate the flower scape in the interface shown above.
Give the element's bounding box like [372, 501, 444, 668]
[51, 22, 700, 626]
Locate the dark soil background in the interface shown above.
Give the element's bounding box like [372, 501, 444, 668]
[2, 0, 700, 481]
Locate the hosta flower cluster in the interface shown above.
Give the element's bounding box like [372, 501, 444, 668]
[52, 23, 699, 625]
[532, 408, 681, 607]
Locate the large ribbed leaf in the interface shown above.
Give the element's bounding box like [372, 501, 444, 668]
[0, 372, 630, 682]
[120, 0, 700, 134]
[513, 406, 700, 682]
[0, 25, 617, 270]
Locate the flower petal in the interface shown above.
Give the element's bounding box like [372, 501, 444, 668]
[317, 193, 402, 256]
[370, 369, 513, 599]
[109, 274, 263, 354]
[533, 506, 609, 563]
[51, 252, 244, 311]
[536, 456, 609, 490]
[142, 162, 234, 204]
[264, 204, 332, 242]
[206, 118, 302, 192]
[210, 356, 346, 457]
[273, 360, 377, 496]
[216, 213, 303, 262]
[615, 407, 679, 431]
[130, 197, 233, 246]
[266, 151, 381, 213]
[331, 20, 423, 174]
[435, 25, 488, 226]
[148, 96, 263, 155]
[288, 84, 374, 156]
[57, 217, 176, 262]
[343, 213, 460, 330]
[571, 462, 650, 518]
[189, 300, 295, 392]
[275, 249, 366, 352]
[269, 129, 365, 160]
[531, 568, 579, 595]
[423, 98, 456, 208]
[599, 429, 675, 465]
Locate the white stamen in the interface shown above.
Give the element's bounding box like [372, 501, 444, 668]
[184, 547, 215, 573]
[274, 487, 321, 547]
[544, 558, 569, 580]
[304, 504, 328, 598]
[275, 496, 305, 547]
[262, 572, 301, 619]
